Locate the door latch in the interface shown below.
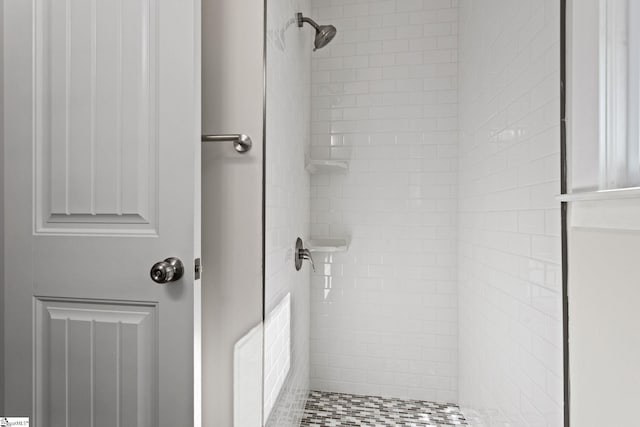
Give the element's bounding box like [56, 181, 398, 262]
[194, 258, 202, 280]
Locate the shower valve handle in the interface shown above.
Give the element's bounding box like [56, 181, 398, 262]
[299, 248, 316, 272]
[295, 238, 316, 272]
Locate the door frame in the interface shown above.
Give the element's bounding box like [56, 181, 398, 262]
[0, 0, 5, 415]
[560, 0, 570, 425]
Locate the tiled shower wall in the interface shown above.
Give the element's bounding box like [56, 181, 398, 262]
[309, 0, 459, 402]
[458, 0, 563, 425]
[264, 0, 312, 425]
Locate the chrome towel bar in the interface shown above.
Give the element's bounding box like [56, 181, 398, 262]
[201, 134, 252, 153]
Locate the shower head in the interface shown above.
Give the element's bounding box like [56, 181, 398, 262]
[297, 12, 337, 51]
[314, 24, 337, 50]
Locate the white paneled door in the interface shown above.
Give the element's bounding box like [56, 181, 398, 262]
[3, 0, 201, 425]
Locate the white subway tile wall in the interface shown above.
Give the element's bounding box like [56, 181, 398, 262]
[264, 0, 312, 425]
[458, 0, 563, 425]
[264, 294, 292, 420]
[309, 0, 460, 403]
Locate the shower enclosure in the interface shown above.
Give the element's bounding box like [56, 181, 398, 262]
[263, 0, 564, 426]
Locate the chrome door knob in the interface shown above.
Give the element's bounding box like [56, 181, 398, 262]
[150, 257, 184, 284]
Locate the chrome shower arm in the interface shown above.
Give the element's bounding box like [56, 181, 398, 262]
[297, 13, 321, 31]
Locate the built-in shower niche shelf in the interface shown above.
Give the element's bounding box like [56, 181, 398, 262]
[307, 238, 349, 253]
[305, 159, 349, 175]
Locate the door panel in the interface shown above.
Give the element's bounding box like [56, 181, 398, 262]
[34, 299, 157, 426]
[34, 0, 158, 234]
[3, 0, 201, 425]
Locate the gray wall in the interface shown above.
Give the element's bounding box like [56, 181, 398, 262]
[201, 0, 265, 425]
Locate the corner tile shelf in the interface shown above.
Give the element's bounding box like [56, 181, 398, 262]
[307, 238, 349, 253]
[305, 159, 349, 175]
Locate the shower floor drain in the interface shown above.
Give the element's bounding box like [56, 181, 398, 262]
[300, 390, 468, 426]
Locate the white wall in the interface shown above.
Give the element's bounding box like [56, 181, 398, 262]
[457, 0, 563, 425]
[568, 224, 640, 427]
[264, 0, 312, 424]
[566, 0, 640, 422]
[309, 0, 460, 403]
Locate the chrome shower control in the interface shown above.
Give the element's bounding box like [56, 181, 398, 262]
[295, 238, 316, 272]
[150, 257, 184, 284]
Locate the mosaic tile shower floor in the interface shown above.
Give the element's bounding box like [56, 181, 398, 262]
[300, 391, 468, 427]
